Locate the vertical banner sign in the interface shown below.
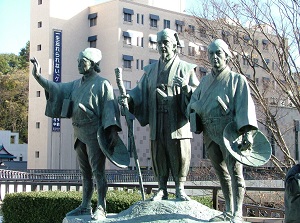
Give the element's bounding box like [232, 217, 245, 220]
[52, 30, 62, 132]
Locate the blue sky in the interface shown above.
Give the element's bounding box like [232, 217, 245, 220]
[0, 0, 197, 55]
[0, 0, 30, 54]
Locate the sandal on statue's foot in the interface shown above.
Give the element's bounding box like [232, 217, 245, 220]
[150, 189, 168, 201]
[175, 189, 191, 201]
[92, 206, 106, 220]
[66, 206, 92, 217]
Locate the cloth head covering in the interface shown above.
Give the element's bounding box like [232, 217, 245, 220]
[208, 39, 232, 58]
[80, 48, 102, 63]
[157, 28, 181, 47]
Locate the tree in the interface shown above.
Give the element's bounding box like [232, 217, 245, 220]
[0, 53, 19, 75]
[187, 0, 300, 176]
[0, 69, 29, 143]
[18, 41, 30, 70]
[0, 42, 29, 143]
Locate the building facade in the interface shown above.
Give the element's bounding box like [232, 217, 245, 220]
[0, 130, 27, 162]
[28, 0, 299, 170]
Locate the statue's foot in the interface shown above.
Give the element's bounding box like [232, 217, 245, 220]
[175, 188, 191, 201]
[209, 212, 232, 222]
[92, 206, 106, 220]
[231, 215, 243, 223]
[66, 206, 92, 217]
[150, 189, 168, 201]
[176, 193, 191, 201]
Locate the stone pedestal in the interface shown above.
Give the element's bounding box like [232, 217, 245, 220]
[63, 199, 228, 223]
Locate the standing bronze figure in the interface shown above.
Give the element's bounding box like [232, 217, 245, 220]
[31, 48, 122, 220]
[188, 39, 258, 223]
[119, 28, 199, 201]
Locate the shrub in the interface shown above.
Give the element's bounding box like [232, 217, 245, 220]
[2, 190, 211, 223]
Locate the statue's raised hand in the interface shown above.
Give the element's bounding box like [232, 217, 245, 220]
[30, 57, 41, 79]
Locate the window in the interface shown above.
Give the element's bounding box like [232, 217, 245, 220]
[253, 58, 259, 67]
[164, 19, 170, 29]
[149, 59, 158, 64]
[175, 20, 184, 32]
[222, 30, 230, 43]
[188, 46, 195, 56]
[36, 122, 40, 128]
[123, 80, 131, 90]
[123, 32, 132, 45]
[141, 14, 144, 24]
[188, 25, 195, 34]
[88, 13, 97, 27]
[35, 151, 40, 158]
[150, 14, 159, 28]
[10, 135, 16, 144]
[37, 44, 41, 51]
[38, 0, 42, 5]
[123, 8, 134, 23]
[243, 35, 250, 45]
[199, 27, 207, 38]
[199, 45, 207, 58]
[141, 60, 144, 69]
[262, 39, 269, 50]
[262, 77, 271, 89]
[272, 61, 277, 71]
[123, 55, 133, 69]
[178, 40, 184, 54]
[38, 21, 42, 28]
[178, 47, 183, 54]
[36, 91, 41, 97]
[141, 37, 144, 47]
[243, 56, 249, 66]
[136, 59, 139, 69]
[88, 35, 97, 48]
[233, 32, 239, 44]
[263, 58, 270, 69]
[137, 13, 139, 24]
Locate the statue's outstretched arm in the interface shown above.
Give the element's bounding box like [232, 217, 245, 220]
[30, 57, 50, 91]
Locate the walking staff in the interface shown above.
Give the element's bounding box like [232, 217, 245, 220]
[115, 67, 145, 201]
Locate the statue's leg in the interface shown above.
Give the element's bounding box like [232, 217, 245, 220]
[88, 140, 107, 220]
[207, 141, 233, 222]
[150, 140, 168, 201]
[169, 139, 191, 201]
[66, 140, 93, 217]
[226, 155, 245, 223]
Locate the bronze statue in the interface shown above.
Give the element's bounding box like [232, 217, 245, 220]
[188, 39, 258, 223]
[31, 48, 122, 220]
[119, 28, 199, 201]
[285, 164, 300, 223]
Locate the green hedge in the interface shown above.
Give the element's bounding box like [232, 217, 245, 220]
[2, 190, 212, 223]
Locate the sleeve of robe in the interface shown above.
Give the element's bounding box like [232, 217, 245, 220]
[234, 73, 258, 133]
[128, 72, 150, 127]
[100, 80, 122, 131]
[37, 76, 74, 118]
[178, 61, 199, 116]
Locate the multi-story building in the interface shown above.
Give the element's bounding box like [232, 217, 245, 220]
[28, 0, 299, 170]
